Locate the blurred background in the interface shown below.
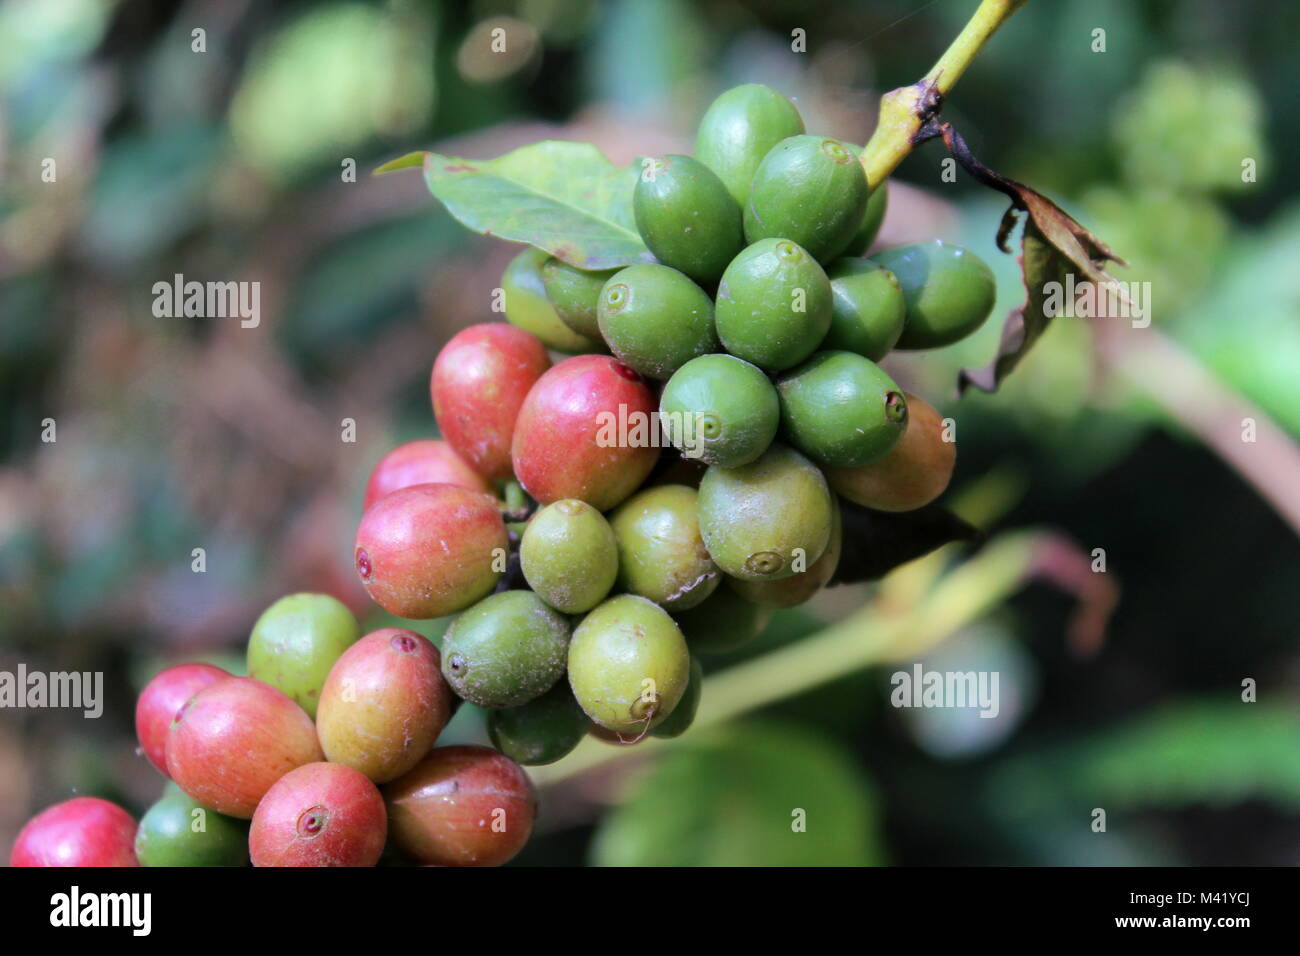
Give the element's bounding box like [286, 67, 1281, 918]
[1, 0, 1297, 866]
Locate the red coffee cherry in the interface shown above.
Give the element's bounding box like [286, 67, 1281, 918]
[134, 662, 229, 776]
[431, 323, 551, 481]
[249, 763, 387, 867]
[511, 355, 660, 511]
[10, 797, 139, 867]
[363, 439, 493, 510]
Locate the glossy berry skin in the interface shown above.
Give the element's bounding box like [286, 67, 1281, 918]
[441, 591, 571, 709]
[824, 258, 906, 361]
[519, 499, 619, 614]
[165, 677, 324, 819]
[10, 797, 138, 867]
[776, 351, 909, 467]
[540, 258, 616, 339]
[501, 247, 604, 354]
[249, 763, 387, 868]
[511, 355, 660, 511]
[826, 391, 956, 512]
[633, 154, 743, 284]
[316, 629, 452, 784]
[694, 83, 805, 207]
[843, 180, 889, 256]
[135, 662, 229, 776]
[715, 238, 832, 372]
[568, 594, 690, 734]
[486, 681, 590, 766]
[431, 322, 553, 481]
[383, 745, 537, 867]
[870, 240, 996, 350]
[659, 354, 779, 468]
[744, 135, 869, 263]
[246, 592, 360, 719]
[697, 443, 833, 582]
[673, 586, 773, 654]
[135, 784, 249, 867]
[730, 495, 842, 608]
[363, 439, 492, 510]
[354, 484, 507, 620]
[609, 484, 719, 611]
[597, 264, 718, 380]
[649, 655, 703, 739]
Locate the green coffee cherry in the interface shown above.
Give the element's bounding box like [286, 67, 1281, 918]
[776, 351, 908, 467]
[246, 592, 360, 719]
[520, 499, 619, 614]
[694, 83, 805, 207]
[597, 264, 718, 379]
[843, 181, 889, 256]
[441, 590, 571, 709]
[824, 258, 906, 361]
[715, 238, 832, 372]
[633, 155, 743, 284]
[659, 353, 779, 468]
[609, 484, 719, 611]
[730, 495, 842, 608]
[135, 784, 249, 867]
[673, 586, 773, 654]
[870, 240, 996, 350]
[744, 135, 869, 263]
[503, 247, 605, 354]
[568, 594, 690, 734]
[486, 682, 590, 766]
[649, 655, 703, 739]
[540, 257, 618, 339]
[697, 443, 833, 582]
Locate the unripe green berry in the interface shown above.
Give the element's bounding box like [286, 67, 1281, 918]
[520, 499, 618, 614]
[441, 591, 571, 709]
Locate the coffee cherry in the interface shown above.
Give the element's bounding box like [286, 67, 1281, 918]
[316, 628, 452, 783]
[568, 594, 690, 734]
[588, 722, 649, 746]
[649, 655, 703, 739]
[431, 322, 552, 481]
[694, 83, 805, 206]
[501, 247, 604, 354]
[609, 484, 719, 611]
[246, 592, 360, 720]
[540, 257, 617, 339]
[659, 354, 779, 468]
[134, 662, 229, 777]
[729, 495, 842, 608]
[843, 180, 889, 256]
[166, 677, 324, 818]
[135, 784, 249, 867]
[824, 258, 906, 361]
[673, 586, 773, 654]
[10, 797, 138, 867]
[776, 351, 908, 467]
[354, 484, 507, 619]
[363, 439, 492, 509]
[519, 499, 618, 614]
[384, 745, 537, 867]
[715, 238, 832, 372]
[744, 135, 869, 263]
[441, 591, 571, 709]
[633, 154, 743, 284]
[511, 355, 660, 511]
[697, 443, 833, 581]
[825, 391, 956, 511]
[597, 264, 718, 380]
[249, 763, 387, 867]
[486, 681, 590, 766]
[870, 240, 996, 350]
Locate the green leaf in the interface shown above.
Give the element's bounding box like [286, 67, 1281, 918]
[591, 721, 882, 866]
[420, 141, 652, 270]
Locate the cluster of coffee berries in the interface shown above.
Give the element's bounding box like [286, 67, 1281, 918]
[9, 85, 994, 869]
